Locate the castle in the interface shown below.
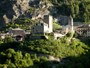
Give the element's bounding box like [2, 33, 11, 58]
[31, 15, 74, 39]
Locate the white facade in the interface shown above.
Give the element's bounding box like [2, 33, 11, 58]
[44, 23, 50, 33]
[48, 15, 53, 33]
[43, 15, 53, 33]
[68, 16, 74, 33]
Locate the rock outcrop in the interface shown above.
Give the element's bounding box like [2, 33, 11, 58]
[0, 0, 53, 27]
[0, 0, 30, 26]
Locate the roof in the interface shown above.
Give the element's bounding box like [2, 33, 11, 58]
[9, 28, 25, 36]
[11, 28, 24, 30]
[77, 24, 90, 28]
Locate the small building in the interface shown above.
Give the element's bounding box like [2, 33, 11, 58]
[75, 24, 90, 37]
[8, 28, 25, 41]
[8, 28, 25, 36]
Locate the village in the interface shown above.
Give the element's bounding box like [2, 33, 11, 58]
[0, 13, 90, 42]
[0, 0, 90, 42]
[1, 0, 90, 68]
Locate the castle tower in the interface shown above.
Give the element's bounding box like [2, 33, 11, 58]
[43, 15, 53, 33]
[68, 16, 74, 32]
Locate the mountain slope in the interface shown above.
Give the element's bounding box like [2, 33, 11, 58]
[0, 0, 30, 26]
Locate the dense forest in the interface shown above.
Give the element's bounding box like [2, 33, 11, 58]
[49, 0, 90, 22]
[0, 35, 90, 68]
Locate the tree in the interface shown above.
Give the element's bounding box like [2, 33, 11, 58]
[53, 22, 61, 31]
[74, 4, 79, 15]
[4, 36, 14, 43]
[50, 0, 90, 22]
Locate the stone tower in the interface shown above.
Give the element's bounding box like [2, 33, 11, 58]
[43, 15, 53, 33]
[68, 16, 74, 32]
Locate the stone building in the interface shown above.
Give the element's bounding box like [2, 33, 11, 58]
[68, 16, 74, 32]
[43, 15, 53, 33]
[75, 25, 90, 37]
[61, 16, 74, 34]
[53, 16, 74, 39]
[8, 28, 25, 36]
[32, 15, 53, 35]
[55, 15, 68, 25]
[32, 21, 49, 35]
[8, 28, 25, 41]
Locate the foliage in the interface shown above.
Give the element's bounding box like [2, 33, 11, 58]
[49, 0, 90, 22]
[0, 33, 90, 67]
[0, 0, 90, 67]
[6, 18, 35, 30]
[4, 36, 14, 43]
[0, 48, 33, 68]
[66, 32, 74, 38]
[53, 22, 61, 31]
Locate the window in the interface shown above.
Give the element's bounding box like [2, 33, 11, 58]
[41, 23, 43, 26]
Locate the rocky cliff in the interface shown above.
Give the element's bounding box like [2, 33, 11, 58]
[0, 0, 53, 27]
[0, 0, 30, 26]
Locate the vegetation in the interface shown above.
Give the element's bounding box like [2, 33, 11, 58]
[0, 0, 90, 68]
[6, 18, 35, 30]
[53, 22, 62, 31]
[0, 35, 90, 67]
[49, 0, 90, 23]
[1, 17, 37, 32]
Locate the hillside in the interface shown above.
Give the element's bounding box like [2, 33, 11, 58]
[0, 0, 90, 68]
[0, 36, 90, 68]
[0, 0, 90, 27]
[49, 0, 90, 22]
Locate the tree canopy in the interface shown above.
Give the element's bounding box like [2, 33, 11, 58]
[49, 0, 90, 22]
